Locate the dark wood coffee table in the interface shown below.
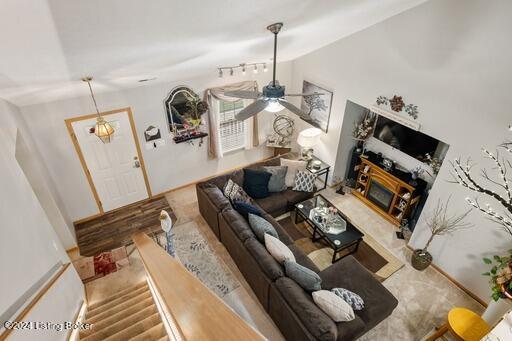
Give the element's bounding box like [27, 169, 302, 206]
[294, 194, 364, 263]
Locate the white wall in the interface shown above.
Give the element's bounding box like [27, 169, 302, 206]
[9, 268, 84, 341]
[288, 0, 512, 301]
[0, 99, 83, 329]
[20, 63, 292, 221]
[15, 132, 76, 249]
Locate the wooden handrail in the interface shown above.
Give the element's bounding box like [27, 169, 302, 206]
[132, 233, 264, 341]
[0, 263, 71, 341]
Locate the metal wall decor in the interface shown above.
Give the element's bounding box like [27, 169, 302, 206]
[164, 86, 208, 144]
[376, 95, 419, 119]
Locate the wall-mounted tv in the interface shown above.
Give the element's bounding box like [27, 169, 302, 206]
[373, 116, 441, 161]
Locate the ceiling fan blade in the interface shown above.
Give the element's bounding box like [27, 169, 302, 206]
[235, 99, 269, 121]
[224, 90, 261, 99]
[278, 99, 309, 119]
[285, 92, 325, 97]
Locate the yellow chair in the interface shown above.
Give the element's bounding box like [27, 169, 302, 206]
[427, 307, 491, 341]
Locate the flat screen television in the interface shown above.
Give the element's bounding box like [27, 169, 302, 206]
[373, 116, 440, 161]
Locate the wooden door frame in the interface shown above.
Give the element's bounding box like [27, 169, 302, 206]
[65, 107, 152, 214]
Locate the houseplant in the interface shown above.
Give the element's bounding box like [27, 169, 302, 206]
[411, 197, 472, 270]
[483, 250, 512, 302]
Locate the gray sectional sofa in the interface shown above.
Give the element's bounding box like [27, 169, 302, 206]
[196, 155, 398, 340]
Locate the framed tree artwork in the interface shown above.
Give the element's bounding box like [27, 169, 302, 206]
[300, 80, 333, 133]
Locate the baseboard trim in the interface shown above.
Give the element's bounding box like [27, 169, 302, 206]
[72, 154, 275, 225]
[406, 244, 487, 307]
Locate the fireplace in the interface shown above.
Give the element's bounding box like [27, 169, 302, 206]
[367, 180, 393, 212]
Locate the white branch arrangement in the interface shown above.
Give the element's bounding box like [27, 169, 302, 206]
[422, 197, 473, 251]
[449, 139, 512, 237]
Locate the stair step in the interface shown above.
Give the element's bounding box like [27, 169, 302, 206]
[81, 304, 158, 341]
[104, 313, 163, 341]
[87, 281, 147, 311]
[87, 285, 149, 317]
[86, 291, 153, 325]
[129, 323, 167, 341]
[156, 336, 169, 341]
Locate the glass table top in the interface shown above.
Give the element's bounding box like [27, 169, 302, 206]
[295, 194, 364, 249]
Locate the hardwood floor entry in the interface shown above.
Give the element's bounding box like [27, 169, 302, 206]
[75, 197, 175, 256]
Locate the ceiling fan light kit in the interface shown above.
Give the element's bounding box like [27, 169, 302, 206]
[222, 22, 324, 122]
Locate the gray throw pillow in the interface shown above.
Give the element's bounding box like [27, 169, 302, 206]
[248, 213, 278, 242]
[331, 288, 365, 311]
[284, 259, 322, 291]
[263, 166, 288, 192]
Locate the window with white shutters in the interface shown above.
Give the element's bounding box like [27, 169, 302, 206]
[218, 100, 246, 153]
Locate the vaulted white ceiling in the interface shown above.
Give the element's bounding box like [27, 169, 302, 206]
[0, 0, 426, 106]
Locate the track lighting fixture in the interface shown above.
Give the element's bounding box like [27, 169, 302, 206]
[216, 62, 268, 77]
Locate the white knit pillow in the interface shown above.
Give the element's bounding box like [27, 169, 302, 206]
[264, 234, 296, 264]
[281, 159, 308, 187]
[312, 290, 355, 322]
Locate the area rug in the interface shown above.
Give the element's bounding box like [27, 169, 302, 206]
[278, 215, 403, 281]
[157, 221, 240, 298]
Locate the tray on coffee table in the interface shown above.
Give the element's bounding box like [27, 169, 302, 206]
[294, 194, 364, 263]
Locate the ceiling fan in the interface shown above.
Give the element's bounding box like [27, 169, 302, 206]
[225, 23, 323, 121]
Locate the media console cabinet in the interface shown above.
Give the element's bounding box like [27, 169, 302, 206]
[353, 157, 421, 226]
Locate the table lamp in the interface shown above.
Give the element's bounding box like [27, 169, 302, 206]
[297, 128, 321, 161]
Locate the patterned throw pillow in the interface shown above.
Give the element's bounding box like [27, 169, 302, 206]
[292, 170, 317, 192]
[331, 288, 365, 311]
[223, 178, 249, 203]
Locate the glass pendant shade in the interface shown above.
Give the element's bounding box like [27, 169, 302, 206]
[82, 76, 115, 143]
[95, 116, 114, 143]
[266, 99, 284, 113]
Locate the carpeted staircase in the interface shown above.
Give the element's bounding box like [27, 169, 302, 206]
[79, 281, 169, 341]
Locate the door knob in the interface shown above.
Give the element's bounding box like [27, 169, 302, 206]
[134, 160, 141, 168]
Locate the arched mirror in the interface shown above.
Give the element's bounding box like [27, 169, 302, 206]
[164, 86, 208, 143]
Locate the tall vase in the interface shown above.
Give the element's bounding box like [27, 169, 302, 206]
[482, 299, 512, 326]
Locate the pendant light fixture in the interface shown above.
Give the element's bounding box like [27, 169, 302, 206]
[82, 77, 114, 143]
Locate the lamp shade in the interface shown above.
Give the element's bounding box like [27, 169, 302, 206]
[95, 116, 115, 143]
[297, 128, 321, 148]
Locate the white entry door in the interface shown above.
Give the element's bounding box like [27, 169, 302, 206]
[71, 110, 148, 212]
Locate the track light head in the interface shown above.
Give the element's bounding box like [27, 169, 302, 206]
[263, 64, 268, 73]
[230, 68, 234, 76]
[218, 69, 223, 78]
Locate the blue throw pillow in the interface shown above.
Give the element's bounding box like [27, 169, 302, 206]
[284, 259, 322, 292]
[243, 168, 272, 199]
[232, 200, 263, 219]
